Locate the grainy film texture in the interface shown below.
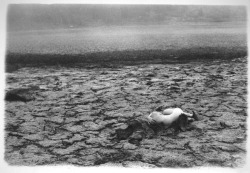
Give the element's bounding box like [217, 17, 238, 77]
[5, 4, 247, 167]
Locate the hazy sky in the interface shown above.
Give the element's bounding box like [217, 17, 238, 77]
[7, 4, 246, 31]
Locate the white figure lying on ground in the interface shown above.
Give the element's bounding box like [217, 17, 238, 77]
[147, 108, 197, 128]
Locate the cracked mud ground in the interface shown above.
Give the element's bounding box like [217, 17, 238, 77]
[5, 57, 247, 167]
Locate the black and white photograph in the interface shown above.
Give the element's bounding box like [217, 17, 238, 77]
[1, 0, 249, 171]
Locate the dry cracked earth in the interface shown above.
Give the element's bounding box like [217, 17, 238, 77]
[5, 57, 247, 167]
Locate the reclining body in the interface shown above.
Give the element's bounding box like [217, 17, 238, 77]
[147, 108, 194, 128]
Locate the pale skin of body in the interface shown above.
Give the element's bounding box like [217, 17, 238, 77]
[147, 108, 193, 127]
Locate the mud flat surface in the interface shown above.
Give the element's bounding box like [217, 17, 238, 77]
[5, 57, 247, 167]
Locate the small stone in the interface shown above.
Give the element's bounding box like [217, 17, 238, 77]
[129, 131, 143, 145]
[130, 132, 143, 140]
[172, 67, 180, 71]
[170, 86, 180, 90]
[151, 78, 162, 82]
[91, 85, 109, 92]
[113, 123, 128, 130]
[163, 74, 169, 78]
[128, 78, 138, 82]
[133, 112, 143, 117]
[217, 145, 239, 152]
[220, 121, 230, 128]
[77, 92, 83, 95]
[39, 139, 62, 147]
[123, 143, 137, 150]
[210, 117, 216, 121]
[5, 87, 37, 102]
[146, 73, 155, 77]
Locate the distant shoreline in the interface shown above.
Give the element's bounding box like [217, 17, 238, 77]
[6, 47, 247, 68]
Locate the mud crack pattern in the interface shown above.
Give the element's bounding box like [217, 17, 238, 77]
[5, 57, 247, 167]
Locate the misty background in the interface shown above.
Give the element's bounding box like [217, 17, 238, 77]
[7, 4, 246, 32]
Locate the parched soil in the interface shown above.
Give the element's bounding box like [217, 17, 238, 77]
[4, 57, 247, 167]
